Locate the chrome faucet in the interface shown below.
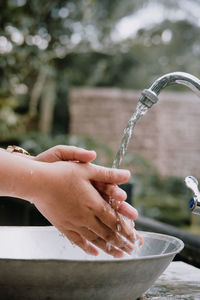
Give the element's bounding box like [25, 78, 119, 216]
[138, 72, 200, 216]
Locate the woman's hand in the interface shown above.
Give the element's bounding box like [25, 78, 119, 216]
[31, 160, 142, 257]
[34, 145, 138, 220]
[0, 147, 143, 257]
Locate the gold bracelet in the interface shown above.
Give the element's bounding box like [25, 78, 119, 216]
[6, 145, 30, 156]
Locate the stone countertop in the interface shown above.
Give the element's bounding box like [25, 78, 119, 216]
[141, 261, 200, 300]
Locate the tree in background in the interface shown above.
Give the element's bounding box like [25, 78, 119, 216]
[0, 0, 200, 137]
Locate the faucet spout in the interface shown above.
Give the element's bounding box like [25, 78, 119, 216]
[139, 72, 200, 108]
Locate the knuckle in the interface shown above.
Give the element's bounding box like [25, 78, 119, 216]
[99, 167, 113, 181]
[73, 238, 82, 246]
[104, 231, 115, 242]
[54, 145, 63, 152]
[70, 146, 77, 160]
[53, 145, 60, 150]
[106, 168, 114, 181]
[90, 236, 101, 244]
[53, 145, 63, 157]
[70, 234, 84, 247]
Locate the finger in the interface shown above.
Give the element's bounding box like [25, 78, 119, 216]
[93, 182, 127, 202]
[89, 165, 130, 185]
[36, 145, 96, 163]
[103, 197, 138, 220]
[56, 146, 96, 163]
[95, 202, 135, 244]
[87, 216, 134, 254]
[93, 182, 138, 220]
[136, 231, 144, 246]
[62, 229, 99, 256]
[78, 227, 124, 258]
[77, 182, 135, 246]
[118, 202, 138, 220]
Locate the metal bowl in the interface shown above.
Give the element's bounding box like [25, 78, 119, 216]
[0, 226, 184, 300]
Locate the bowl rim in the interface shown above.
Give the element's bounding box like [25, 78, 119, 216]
[0, 226, 184, 263]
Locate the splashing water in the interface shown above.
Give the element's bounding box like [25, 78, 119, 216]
[106, 242, 112, 252]
[117, 223, 121, 232]
[131, 228, 141, 257]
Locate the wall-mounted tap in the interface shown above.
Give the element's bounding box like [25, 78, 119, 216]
[138, 72, 200, 216]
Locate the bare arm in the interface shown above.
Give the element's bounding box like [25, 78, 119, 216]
[0, 148, 142, 257]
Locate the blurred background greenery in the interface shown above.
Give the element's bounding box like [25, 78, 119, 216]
[0, 0, 200, 232]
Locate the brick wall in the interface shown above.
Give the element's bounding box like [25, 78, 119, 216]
[69, 88, 200, 177]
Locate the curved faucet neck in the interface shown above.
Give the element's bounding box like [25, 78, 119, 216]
[140, 72, 200, 108]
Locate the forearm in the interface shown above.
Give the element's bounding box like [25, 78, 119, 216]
[0, 148, 39, 201]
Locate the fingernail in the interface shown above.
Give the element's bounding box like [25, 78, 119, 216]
[128, 206, 138, 217]
[118, 169, 131, 179]
[89, 150, 96, 154]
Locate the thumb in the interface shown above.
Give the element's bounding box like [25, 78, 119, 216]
[56, 146, 96, 162]
[36, 145, 96, 163]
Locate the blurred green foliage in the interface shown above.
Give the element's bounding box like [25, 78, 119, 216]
[18, 131, 114, 166]
[0, 0, 200, 137]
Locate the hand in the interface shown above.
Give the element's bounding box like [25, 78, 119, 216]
[34, 145, 138, 220]
[31, 160, 142, 257]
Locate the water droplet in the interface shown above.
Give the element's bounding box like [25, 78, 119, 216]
[130, 228, 141, 257]
[106, 242, 111, 252]
[29, 199, 34, 204]
[117, 223, 121, 232]
[109, 197, 114, 206]
[59, 233, 65, 238]
[115, 201, 120, 210]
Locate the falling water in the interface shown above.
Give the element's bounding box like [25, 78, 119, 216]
[112, 102, 149, 169]
[132, 228, 141, 257]
[112, 101, 149, 257]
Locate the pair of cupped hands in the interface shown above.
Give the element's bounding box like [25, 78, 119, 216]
[26, 145, 143, 257]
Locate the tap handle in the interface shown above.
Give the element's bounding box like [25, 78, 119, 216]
[185, 176, 199, 195]
[185, 176, 200, 215]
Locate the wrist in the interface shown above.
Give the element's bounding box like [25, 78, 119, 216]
[0, 149, 42, 202]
